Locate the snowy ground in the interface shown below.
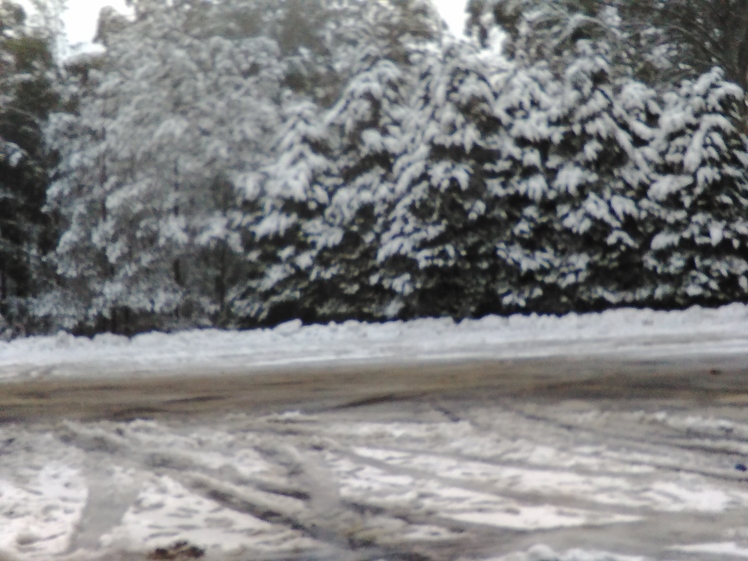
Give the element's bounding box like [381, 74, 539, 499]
[2, 303, 748, 382]
[1, 305, 748, 561]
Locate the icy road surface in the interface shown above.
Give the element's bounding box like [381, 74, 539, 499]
[1, 356, 748, 561]
[1, 305, 748, 560]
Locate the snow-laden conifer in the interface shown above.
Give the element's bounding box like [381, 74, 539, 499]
[645, 68, 748, 305]
[309, 52, 411, 320]
[488, 58, 568, 313]
[379, 41, 518, 318]
[42, 6, 284, 331]
[0, 2, 60, 333]
[236, 50, 414, 324]
[231, 98, 334, 324]
[548, 41, 659, 309]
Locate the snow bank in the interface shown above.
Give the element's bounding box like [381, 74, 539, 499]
[1, 303, 748, 382]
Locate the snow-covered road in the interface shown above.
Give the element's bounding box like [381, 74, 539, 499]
[1, 305, 748, 560]
[2, 388, 748, 561]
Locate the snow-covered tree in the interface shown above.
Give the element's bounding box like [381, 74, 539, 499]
[644, 68, 748, 306]
[40, 5, 284, 332]
[466, 0, 681, 88]
[378, 38, 659, 318]
[488, 58, 576, 314]
[378, 31, 660, 318]
[37, 0, 447, 332]
[228, 0, 442, 325]
[29, 0, 748, 334]
[0, 1, 59, 333]
[276, 0, 442, 103]
[309, 53, 413, 321]
[230, 98, 334, 325]
[548, 41, 659, 309]
[378, 41, 521, 318]
[234, 52, 423, 324]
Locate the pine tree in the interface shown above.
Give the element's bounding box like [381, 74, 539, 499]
[234, 51, 426, 325]
[230, 98, 335, 325]
[378, 41, 522, 318]
[232, 0, 442, 325]
[644, 68, 748, 306]
[548, 41, 659, 309]
[310, 53, 411, 321]
[378, 23, 661, 317]
[0, 1, 59, 334]
[42, 4, 284, 332]
[468, 0, 748, 93]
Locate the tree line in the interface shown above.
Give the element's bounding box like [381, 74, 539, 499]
[1, 0, 748, 337]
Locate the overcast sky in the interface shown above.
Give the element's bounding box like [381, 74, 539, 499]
[59, 0, 469, 46]
[431, 0, 469, 37]
[62, 0, 130, 46]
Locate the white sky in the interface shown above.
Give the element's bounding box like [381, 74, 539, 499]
[62, 0, 131, 46]
[59, 0, 469, 45]
[431, 0, 469, 37]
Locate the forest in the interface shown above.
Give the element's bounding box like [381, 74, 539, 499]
[1, 0, 748, 337]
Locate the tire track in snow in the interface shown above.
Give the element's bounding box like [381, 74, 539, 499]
[1, 364, 748, 560]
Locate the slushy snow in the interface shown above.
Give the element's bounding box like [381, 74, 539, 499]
[2, 305, 748, 560]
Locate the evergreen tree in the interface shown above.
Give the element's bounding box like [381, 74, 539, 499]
[31, 0, 748, 334]
[548, 41, 659, 309]
[41, 4, 284, 332]
[0, 1, 59, 334]
[310, 53, 411, 321]
[651, 0, 748, 93]
[234, 13, 439, 324]
[466, 0, 646, 75]
[379, 41, 522, 318]
[644, 68, 748, 306]
[230, 98, 335, 325]
[467, 0, 748, 92]
[41, 0, 444, 333]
